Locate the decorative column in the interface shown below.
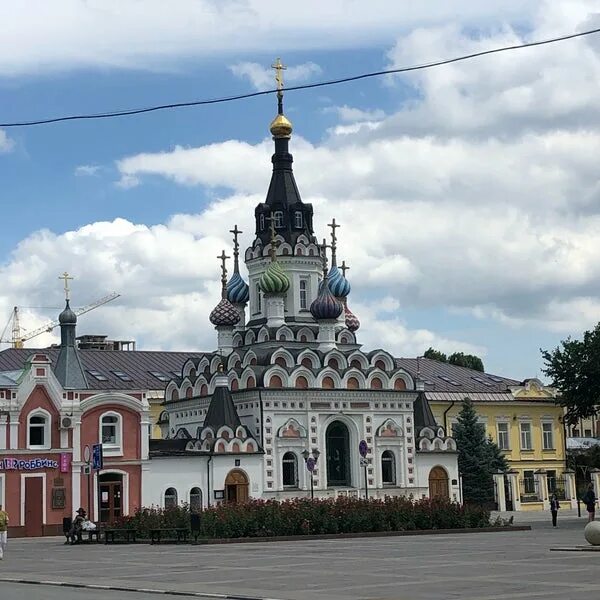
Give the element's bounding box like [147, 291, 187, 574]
[564, 469, 578, 509]
[507, 469, 521, 511]
[494, 471, 506, 512]
[535, 469, 549, 509]
[9, 411, 19, 449]
[0, 414, 7, 450]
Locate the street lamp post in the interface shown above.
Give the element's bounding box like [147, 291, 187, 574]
[302, 448, 320, 500]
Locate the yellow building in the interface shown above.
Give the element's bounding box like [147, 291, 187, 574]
[396, 358, 575, 511]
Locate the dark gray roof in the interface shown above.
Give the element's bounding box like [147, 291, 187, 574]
[203, 385, 242, 431]
[395, 357, 519, 393]
[413, 391, 439, 433]
[54, 345, 89, 390]
[0, 348, 207, 391]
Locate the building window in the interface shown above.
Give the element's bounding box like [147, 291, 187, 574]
[28, 412, 49, 449]
[273, 211, 284, 228]
[282, 452, 298, 487]
[523, 470, 536, 494]
[255, 283, 262, 313]
[584, 428, 593, 437]
[381, 450, 396, 485]
[294, 211, 303, 228]
[259, 214, 265, 231]
[547, 470, 557, 494]
[542, 422, 554, 449]
[189, 487, 202, 512]
[520, 423, 532, 450]
[299, 279, 308, 310]
[164, 487, 178, 508]
[497, 422, 510, 450]
[100, 413, 122, 450]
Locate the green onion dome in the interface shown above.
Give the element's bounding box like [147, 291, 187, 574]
[259, 260, 290, 295]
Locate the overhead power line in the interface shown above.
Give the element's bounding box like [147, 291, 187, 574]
[1, 26, 599, 128]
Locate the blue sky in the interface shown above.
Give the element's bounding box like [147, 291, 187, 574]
[1, 0, 599, 380]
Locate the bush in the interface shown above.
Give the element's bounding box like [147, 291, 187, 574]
[110, 496, 491, 539]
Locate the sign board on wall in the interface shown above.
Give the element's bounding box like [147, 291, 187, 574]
[92, 444, 103, 471]
[0, 457, 59, 470]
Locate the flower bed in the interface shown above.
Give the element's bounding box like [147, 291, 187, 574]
[110, 496, 490, 539]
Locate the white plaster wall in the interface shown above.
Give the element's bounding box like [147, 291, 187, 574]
[414, 452, 460, 502]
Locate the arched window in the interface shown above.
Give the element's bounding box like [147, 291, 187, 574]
[171, 388, 179, 401]
[371, 377, 383, 389]
[164, 487, 178, 509]
[381, 451, 396, 485]
[299, 279, 308, 310]
[200, 384, 208, 396]
[375, 359, 386, 370]
[275, 357, 287, 367]
[189, 487, 202, 512]
[185, 387, 193, 399]
[269, 375, 283, 388]
[282, 452, 298, 488]
[328, 357, 339, 369]
[301, 357, 313, 368]
[246, 376, 256, 388]
[259, 214, 265, 231]
[322, 376, 335, 389]
[394, 378, 407, 391]
[231, 379, 239, 391]
[255, 283, 262, 313]
[295, 376, 308, 389]
[100, 413, 122, 450]
[294, 211, 303, 228]
[347, 377, 359, 390]
[28, 412, 50, 449]
[189, 368, 196, 377]
[273, 211, 284, 228]
[300, 334, 307, 342]
[350, 359, 362, 369]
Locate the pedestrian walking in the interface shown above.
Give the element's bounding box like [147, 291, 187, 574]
[550, 494, 560, 527]
[0, 503, 8, 560]
[583, 483, 596, 522]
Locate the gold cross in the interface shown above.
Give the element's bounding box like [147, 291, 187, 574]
[340, 260, 350, 277]
[265, 212, 280, 261]
[272, 57, 286, 92]
[59, 272, 73, 301]
[229, 224, 242, 270]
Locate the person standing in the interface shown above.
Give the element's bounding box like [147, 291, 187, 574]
[583, 483, 596, 523]
[550, 494, 560, 527]
[0, 503, 8, 560]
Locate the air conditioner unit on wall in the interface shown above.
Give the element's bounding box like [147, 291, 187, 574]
[60, 416, 73, 429]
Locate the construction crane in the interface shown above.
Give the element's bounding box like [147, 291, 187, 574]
[0, 292, 120, 348]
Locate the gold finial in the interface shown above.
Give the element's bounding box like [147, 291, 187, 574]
[229, 224, 242, 273]
[269, 57, 293, 138]
[59, 272, 73, 301]
[217, 250, 230, 298]
[272, 57, 286, 96]
[340, 260, 349, 277]
[328, 218, 340, 266]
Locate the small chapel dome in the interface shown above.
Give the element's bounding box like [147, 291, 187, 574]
[310, 278, 343, 321]
[327, 264, 351, 298]
[227, 272, 250, 304]
[209, 298, 241, 327]
[259, 260, 290, 295]
[344, 303, 360, 332]
[58, 300, 77, 325]
[270, 113, 293, 138]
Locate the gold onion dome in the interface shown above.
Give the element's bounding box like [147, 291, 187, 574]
[270, 113, 293, 138]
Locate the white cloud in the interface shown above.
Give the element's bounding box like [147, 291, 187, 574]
[0, 129, 14, 153]
[229, 61, 322, 90]
[75, 164, 101, 176]
[326, 105, 386, 123]
[0, 1, 538, 76]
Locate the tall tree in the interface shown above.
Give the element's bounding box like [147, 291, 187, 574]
[448, 352, 485, 372]
[453, 397, 508, 505]
[542, 323, 600, 422]
[424, 347, 447, 362]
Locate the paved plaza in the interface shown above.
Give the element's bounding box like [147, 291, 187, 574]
[1, 512, 598, 600]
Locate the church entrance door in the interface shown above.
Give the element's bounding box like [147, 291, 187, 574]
[326, 421, 351, 486]
[224, 469, 249, 503]
[99, 473, 123, 524]
[428, 466, 449, 498]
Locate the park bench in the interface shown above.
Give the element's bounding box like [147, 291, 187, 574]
[104, 528, 138, 544]
[149, 527, 190, 544]
[63, 517, 101, 544]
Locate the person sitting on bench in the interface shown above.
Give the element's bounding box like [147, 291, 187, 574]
[68, 508, 87, 544]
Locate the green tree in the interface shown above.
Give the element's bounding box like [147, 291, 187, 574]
[453, 397, 508, 505]
[448, 352, 485, 372]
[424, 347, 447, 362]
[541, 323, 600, 422]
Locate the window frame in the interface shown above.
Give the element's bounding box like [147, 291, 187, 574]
[294, 211, 303, 228]
[496, 421, 510, 451]
[273, 211, 284, 229]
[164, 487, 178, 509]
[27, 410, 51, 450]
[523, 469, 536, 494]
[255, 282, 262, 314]
[99, 411, 123, 456]
[282, 451, 299, 488]
[519, 422, 533, 451]
[542, 421, 554, 450]
[381, 450, 396, 486]
[189, 487, 202, 512]
[299, 278, 309, 310]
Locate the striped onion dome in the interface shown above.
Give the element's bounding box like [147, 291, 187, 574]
[209, 298, 241, 327]
[344, 302, 360, 332]
[226, 272, 250, 304]
[310, 277, 343, 321]
[327, 264, 351, 298]
[259, 260, 290, 295]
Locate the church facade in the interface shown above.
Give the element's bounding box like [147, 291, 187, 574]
[146, 85, 459, 507]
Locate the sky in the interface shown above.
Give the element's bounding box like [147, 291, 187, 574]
[1, 0, 600, 380]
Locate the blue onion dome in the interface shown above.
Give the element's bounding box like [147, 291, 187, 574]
[344, 303, 360, 332]
[227, 271, 250, 304]
[327, 264, 351, 298]
[59, 300, 77, 325]
[259, 260, 290, 295]
[209, 298, 240, 327]
[310, 277, 343, 321]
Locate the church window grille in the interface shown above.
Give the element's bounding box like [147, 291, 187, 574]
[282, 452, 299, 487]
[273, 211, 284, 228]
[294, 211, 303, 228]
[259, 214, 265, 231]
[164, 487, 178, 509]
[299, 279, 308, 309]
[189, 487, 202, 512]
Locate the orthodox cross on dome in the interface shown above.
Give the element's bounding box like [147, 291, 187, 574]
[320, 237, 331, 278]
[229, 224, 242, 273]
[217, 250, 230, 299]
[265, 212, 280, 261]
[340, 260, 349, 277]
[328, 218, 340, 266]
[59, 271, 73, 301]
[272, 57, 287, 114]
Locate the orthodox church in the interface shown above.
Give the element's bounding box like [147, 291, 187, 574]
[143, 68, 459, 508]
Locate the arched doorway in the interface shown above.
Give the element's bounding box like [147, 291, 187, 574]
[326, 421, 351, 486]
[428, 466, 449, 498]
[224, 469, 249, 503]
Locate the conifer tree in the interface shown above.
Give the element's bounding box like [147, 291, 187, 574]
[453, 397, 508, 505]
